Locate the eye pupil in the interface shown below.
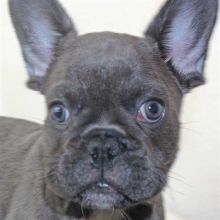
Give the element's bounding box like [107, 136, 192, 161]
[50, 104, 69, 123]
[137, 99, 165, 123]
[146, 101, 163, 120]
[148, 103, 159, 114]
[54, 106, 63, 118]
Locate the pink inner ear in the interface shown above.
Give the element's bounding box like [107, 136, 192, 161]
[22, 18, 60, 78]
[164, 6, 205, 77]
[9, 0, 75, 81]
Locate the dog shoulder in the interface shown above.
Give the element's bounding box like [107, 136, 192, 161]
[0, 117, 42, 219]
[0, 117, 40, 142]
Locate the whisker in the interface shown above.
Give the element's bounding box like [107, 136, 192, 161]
[165, 184, 186, 196]
[169, 171, 185, 179]
[81, 201, 85, 219]
[37, 170, 55, 181]
[179, 126, 202, 135]
[168, 175, 192, 188]
[119, 209, 126, 220]
[107, 207, 115, 220]
[120, 209, 131, 220]
[180, 121, 200, 125]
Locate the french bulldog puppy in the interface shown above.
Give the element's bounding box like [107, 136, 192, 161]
[0, 0, 218, 219]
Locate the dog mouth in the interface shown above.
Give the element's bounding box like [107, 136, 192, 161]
[76, 179, 136, 209]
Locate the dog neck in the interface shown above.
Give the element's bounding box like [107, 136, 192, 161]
[88, 209, 122, 220]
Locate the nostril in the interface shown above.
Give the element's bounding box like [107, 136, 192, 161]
[90, 146, 99, 161]
[107, 144, 120, 160]
[121, 138, 129, 146]
[120, 138, 131, 151]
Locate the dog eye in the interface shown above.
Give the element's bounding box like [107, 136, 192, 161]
[50, 103, 69, 123]
[136, 100, 165, 123]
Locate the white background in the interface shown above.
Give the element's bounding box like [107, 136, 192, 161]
[0, 0, 219, 219]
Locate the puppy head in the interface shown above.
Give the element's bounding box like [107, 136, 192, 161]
[9, 0, 217, 211]
[42, 33, 182, 209]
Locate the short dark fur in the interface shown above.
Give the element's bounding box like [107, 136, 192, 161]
[0, 0, 218, 219]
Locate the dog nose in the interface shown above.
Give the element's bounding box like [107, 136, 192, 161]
[85, 129, 129, 168]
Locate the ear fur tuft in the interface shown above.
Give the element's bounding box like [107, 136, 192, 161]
[146, 0, 218, 90]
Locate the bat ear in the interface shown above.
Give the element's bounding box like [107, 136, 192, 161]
[145, 0, 218, 91]
[9, 0, 77, 91]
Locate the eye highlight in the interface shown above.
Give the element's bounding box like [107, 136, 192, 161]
[50, 103, 70, 124]
[136, 99, 165, 123]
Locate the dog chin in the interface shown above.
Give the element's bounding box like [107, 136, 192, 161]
[78, 184, 131, 209]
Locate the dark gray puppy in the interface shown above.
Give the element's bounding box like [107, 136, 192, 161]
[0, 0, 218, 219]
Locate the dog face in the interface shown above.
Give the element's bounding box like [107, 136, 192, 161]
[9, 0, 217, 210]
[43, 33, 182, 208]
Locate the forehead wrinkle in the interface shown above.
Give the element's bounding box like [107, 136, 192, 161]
[46, 80, 85, 103]
[67, 60, 134, 90]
